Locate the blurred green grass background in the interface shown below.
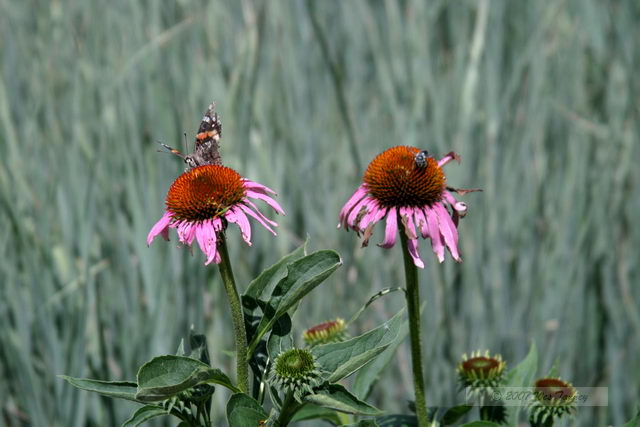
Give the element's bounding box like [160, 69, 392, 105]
[1, 0, 638, 425]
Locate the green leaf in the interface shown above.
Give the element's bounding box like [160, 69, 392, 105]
[135, 355, 239, 402]
[312, 309, 404, 382]
[375, 414, 417, 426]
[176, 339, 185, 357]
[441, 405, 473, 425]
[121, 405, 167, 427]
[304, 384, 383, 416]
[291, 403, 342, 425]
[505, 341, 538, 387]
[266, 313, 292, 359]
[621, 411, 640, 427]
[248, 250, 342, 355]
[226, 393, 268, 427]
[353, 316, 408, 398]
[188, 331, 211, 366]
[505, 341, 538, 425]
[59, 376, 140, 402]
[460, 422, 501, 427]
[243, 238, 308, 302]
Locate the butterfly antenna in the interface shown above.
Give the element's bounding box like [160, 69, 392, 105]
[155, 140, 186, 159]
[183, 132, 188, 153]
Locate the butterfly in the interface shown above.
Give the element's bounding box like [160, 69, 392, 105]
[160, 102, 222, 169]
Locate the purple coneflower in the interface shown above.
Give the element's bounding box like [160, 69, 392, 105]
[339, 145, 469, 268]
[339, 145, 477, 426]
[147, 164, 284, 265]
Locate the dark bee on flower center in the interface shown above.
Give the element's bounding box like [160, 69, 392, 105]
[414, 150, 429, 168]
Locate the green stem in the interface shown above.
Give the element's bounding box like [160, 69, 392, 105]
[276, 391, 301, 427]
[217, 234, 250, 394]
[399, 227, 429, 426]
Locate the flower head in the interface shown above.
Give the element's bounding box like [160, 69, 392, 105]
[529, 377, 577, 424]
[339, 146, 472, 268]
[147, 165, 284, 265]
[457, 350, 506, 390]
[303, 318, 348, 347]
[269, 348, 322, 401]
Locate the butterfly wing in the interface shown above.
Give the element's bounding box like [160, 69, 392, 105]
[186, 103, 222, 168]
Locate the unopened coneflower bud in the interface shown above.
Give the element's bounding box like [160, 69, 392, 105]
[269, 348, 322, 402]
[457, 350, 506, 391]
[303, 318, 348, 347]
[529, 377, 577, 425]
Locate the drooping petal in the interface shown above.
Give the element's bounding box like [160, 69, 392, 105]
[225, 206, 252, 246]
[399, 207, 418, 240]
[378, 207, 398, 248]
[438, 151, 461, 167]
[346, 196, 371, 231]
[454, 202, 468, 215]
[195, 222, 216, 264]
[406, 237, 425, 269]
[211, 217, 224, 232]
[147, 212, 172, 246]
[245, 190, 285, 215]
[177, 220, 197, 245]
[203, 219, 221, 265]
[442, 190, 457, 206]
[238, 203, 277, 235]
[413, 208, 429, 238]
[425, 206, 445, 262]
[338, 185, 368, 227]
[434, 203, 461, 261]
[242, 199, 278, 227]
[242, 179, 277, 195]
[358, 201, 387, 232]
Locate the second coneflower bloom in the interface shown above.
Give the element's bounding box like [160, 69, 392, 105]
[339, 145, 471, 268]
[147, 164, 284, 265]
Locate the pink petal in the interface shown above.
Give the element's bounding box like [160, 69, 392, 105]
[399, 207, 418, 240]
[346, 197, 372, 231]
[242, 199, 278, 227]
[425, 207, 445, 262]
[434, 203, 461, 261]
[147, 212, 172, 246]
[225, 206, 252, 246]
[454, 202, 468, 215]
[414, 208, 429, 238]
[238, 203, 277, 235]
[378, 207, 398, 248]
[177, 221, 197, 245]
[245, 190, 285, 215]
[338, 185, 368, 227]
[358, 202, 387, 231]
[211, 217, 224, 232]
[195, 222, 217, 264]
[242, 179, 277, 195]
[442, 190, 457, 206]
[406, 237, 425, 269]
[205, 220, 221, 265]
[438, 151, 461, 167]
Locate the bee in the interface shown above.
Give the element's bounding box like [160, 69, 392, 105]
[414, 150, 429, 168]
[159, 102, 222, 169]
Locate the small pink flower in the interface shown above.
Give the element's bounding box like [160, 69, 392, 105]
[339, 146, 472, 269]
[148, 165, 284, 265]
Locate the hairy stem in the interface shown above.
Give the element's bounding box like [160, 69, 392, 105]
[399, 227, 429, 426]
[276, 391, 301, 427]
[217, 235, 250, 393]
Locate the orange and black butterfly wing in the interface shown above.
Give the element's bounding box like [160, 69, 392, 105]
[186, 103, 222, 167]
